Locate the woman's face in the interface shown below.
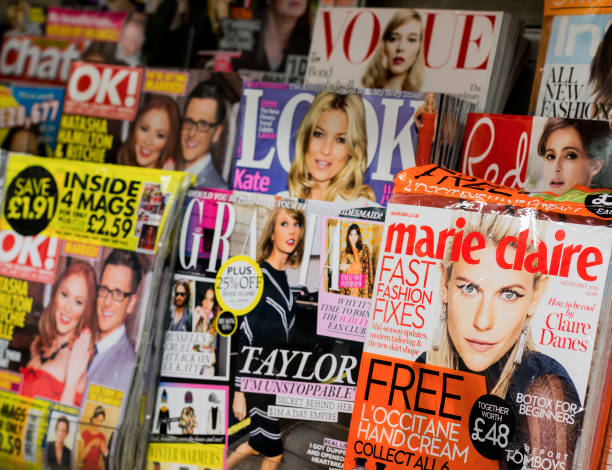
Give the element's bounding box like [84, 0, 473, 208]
[425, 93, 435, 108]
[54, 273, 89, 337]
[55, 421, 68, 444]
[119, 21, 144, 58]
[442, 242, 545, 372]
[383, 19, 421, 77]
[134, 108, 170, 168]
[305, 109, 349, 189]
[271, 209, 302, 257]
[92, 414, 105, 426]
[202, 289, 214, 312]
[349, 229, 359, 247]
[271, 0, 307, 19]
[541, 127, 603, 195]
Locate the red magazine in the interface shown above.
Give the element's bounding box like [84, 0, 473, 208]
[460, 113, 612, 195]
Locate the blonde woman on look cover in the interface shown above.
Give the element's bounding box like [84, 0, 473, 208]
[286, 92, 375, 203]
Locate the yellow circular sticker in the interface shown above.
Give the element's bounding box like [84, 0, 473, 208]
[215, 255, 263, 316]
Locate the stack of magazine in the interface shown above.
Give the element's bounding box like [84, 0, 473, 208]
[530, 1, 612, 121]
[147, 189, 386, 469]
[344, 165, 612, 470]
[0, 154, 189, 469]
[304, 7, 524, 113]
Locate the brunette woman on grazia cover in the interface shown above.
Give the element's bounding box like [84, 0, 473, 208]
[227, 207, 305, 470]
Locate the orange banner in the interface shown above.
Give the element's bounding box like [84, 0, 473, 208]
[393, 165, 611, 221]
[544, 0, 612, 16]
[344, 352, 497, 470]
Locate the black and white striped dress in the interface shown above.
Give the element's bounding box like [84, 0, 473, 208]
[235, 261, 295, 457]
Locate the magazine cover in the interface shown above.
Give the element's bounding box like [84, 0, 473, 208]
[0, 154, 190, 469]
[147, 188, 386, 469]
[3, 1, 45, 36]
[0, 11, 147, 81]
[0, 83, 64, 156]
[318, 215, 384, 343]
[45, 8, 148, 67]
[344, 165, 612, 470]
[45, 7, 127, 43]
[460, 113, 612, 195]
[531, 1, 612, 120]
[57, 61, 241, 186]
[0, 35, 88, 85]
[148, 187, 234, 470]
[232, 82, 461, 206]
[304, 8, 512, 112]
[212, 0, 311, 83]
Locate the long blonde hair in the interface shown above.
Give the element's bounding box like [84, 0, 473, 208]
[427, 212, 545, 398]
[361, 10, 425, 91]
[288, 92, 375, 202]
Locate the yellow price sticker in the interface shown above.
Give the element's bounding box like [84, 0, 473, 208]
[214, 255, 263, 316]
[1, 155, 189, 253]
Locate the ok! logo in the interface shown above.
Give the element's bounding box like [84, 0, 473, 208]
[64, 61, 142, 121]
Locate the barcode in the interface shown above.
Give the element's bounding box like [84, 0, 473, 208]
[24, 410, 40, 463]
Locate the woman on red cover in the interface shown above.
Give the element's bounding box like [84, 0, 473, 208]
[286, 92, 375, 203]
[21, 261, 97, 407]
[227, 207, 305, 470]
[536, 118, 611, 195]
[77, 406, 108, 470]
[339, 223, 374, 298]
[424, 212, 581, 465]
[414, 92, 438, 166]
[117, 95, 181, 169]
[361, 10, 425, 91]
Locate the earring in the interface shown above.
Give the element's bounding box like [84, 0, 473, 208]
[514, 325, 528, 365]
[432, 307, 447, 351]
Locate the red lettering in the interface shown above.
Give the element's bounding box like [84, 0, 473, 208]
[342, 11, 380, 64]
[455, 15, 495, 70]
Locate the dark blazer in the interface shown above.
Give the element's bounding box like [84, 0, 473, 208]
[46, 441, 71, 469]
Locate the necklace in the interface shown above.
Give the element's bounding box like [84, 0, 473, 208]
[40, 342, 69, 364]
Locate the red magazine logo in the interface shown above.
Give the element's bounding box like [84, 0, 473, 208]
[321, 10, 496, 70]
[0, 231, 59, 284]
[0, 35, 84, 85]
[461, 114, 532, 188]
[64, 62, 142, 121]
